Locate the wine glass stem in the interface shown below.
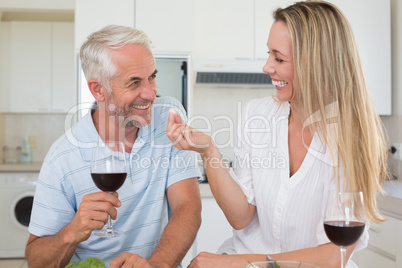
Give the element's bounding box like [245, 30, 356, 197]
[106, 191, 113, 234]
[340, 246, 347, 268]
[106, 215, 113, 233]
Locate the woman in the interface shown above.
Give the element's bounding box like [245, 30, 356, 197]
[167, 1, 388, 267]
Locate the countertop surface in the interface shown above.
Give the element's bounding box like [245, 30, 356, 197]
[384, 179, 402, 199]
[380, 179, 402, 220]
[0, 162, 42, 172]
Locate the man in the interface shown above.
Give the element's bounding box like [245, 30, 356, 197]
[25, 25, 201, 268]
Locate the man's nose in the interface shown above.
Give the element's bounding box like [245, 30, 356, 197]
[141, 82, 157, 101]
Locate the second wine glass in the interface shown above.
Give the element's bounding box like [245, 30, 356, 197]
[91, 141, 127, 238]
[324, 191, 365, 268]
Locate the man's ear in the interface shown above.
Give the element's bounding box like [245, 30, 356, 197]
[87, 79, 106, 101]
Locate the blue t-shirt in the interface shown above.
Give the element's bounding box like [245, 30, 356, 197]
[29, 97, 201, 266]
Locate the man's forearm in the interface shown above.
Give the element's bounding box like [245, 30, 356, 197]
[25, 226, 79, 268]
[149, 203, 201, 267]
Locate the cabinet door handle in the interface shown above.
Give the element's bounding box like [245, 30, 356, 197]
[369, 227, 381, 233]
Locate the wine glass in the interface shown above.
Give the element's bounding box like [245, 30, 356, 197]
[324, 191, 365, 268]
[91, 141, 127, 237]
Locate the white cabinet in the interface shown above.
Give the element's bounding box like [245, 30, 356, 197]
[254, 0, 291, 61]
[0, 22, 11, 112]
[182, 189, 233, 267]
[192, 0, 254, 61]
[191, 0, 288, 61]
[330, 0, 391, 115]
[52, 22, 75, 112]
[135, 0, 193, 53]
[9, 21, 52, 113]
[353, 247, 396, 268]
[0, 21, 75, 113]
[352, 215, 402, 267]
[74, 0, 135, 50]
[197, 198, 233, 253]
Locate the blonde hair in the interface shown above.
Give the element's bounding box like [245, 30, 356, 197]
[274, 0, 389, 223]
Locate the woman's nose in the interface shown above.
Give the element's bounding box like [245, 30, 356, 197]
[263, 58, 275, 75]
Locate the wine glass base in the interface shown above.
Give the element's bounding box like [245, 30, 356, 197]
[93, 230, 122, 238]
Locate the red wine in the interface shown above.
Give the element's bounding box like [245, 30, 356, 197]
[91, 172, 127, 192]
[324, 221, 365, 247]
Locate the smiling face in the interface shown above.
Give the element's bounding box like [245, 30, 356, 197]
[263, 21, 295, 102]
[104, 44, 157, 128]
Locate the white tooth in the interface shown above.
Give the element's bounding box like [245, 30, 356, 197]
[132, 104, 149, 110]
[273, 80, 288, 87]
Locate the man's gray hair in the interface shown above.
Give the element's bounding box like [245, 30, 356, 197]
[80, 25, 153, 91]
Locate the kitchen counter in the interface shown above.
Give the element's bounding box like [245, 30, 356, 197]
[0, 162, 42, 172]
[379, 179, 402, 220]
[384, 179, 402, 199]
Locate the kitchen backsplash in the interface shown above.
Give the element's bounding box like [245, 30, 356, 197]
[1, 113, 67, 163]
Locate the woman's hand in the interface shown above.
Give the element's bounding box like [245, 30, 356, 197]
[166, 109, 216, 156]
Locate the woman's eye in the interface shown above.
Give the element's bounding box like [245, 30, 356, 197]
[267, 51, 284, 63]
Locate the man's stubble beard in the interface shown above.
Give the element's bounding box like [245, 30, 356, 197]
[106, 93, 153, 128]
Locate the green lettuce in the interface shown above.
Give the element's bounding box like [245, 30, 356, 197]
[65, 257, 106, 268]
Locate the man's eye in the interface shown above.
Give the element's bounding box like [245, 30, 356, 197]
[130, 80, 141, 87]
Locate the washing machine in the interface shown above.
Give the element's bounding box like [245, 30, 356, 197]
[0, 172, 37, 258]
